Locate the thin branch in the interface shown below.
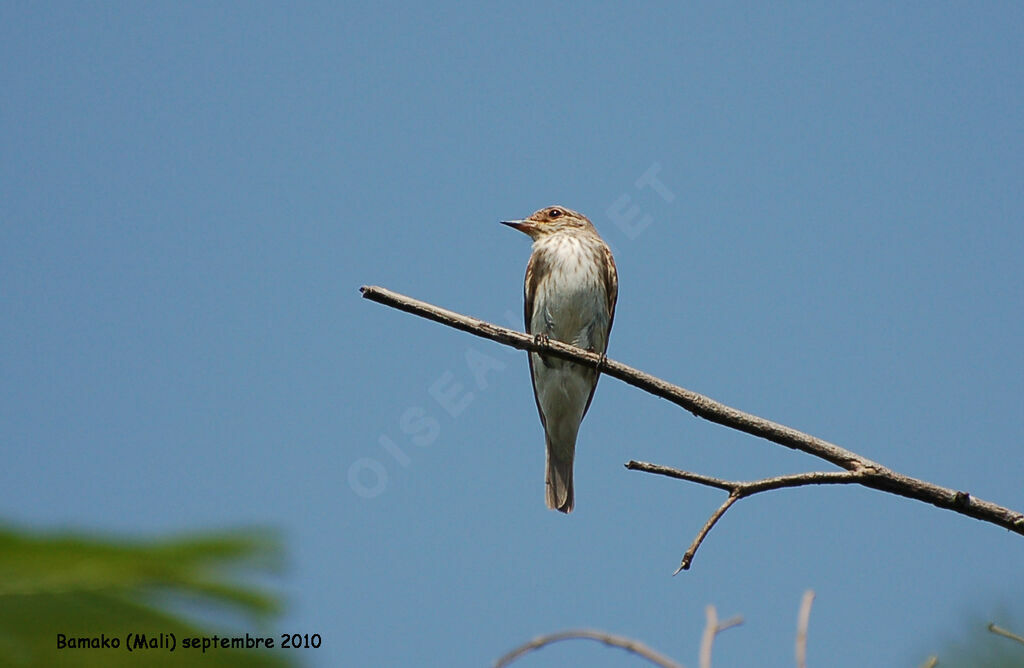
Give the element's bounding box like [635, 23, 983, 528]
[626, 463, 867, 496]
[988, 622, 1024, 647]
[493, 629, 684, 668]
[678, 494, 740, 574]
[919, 657, 939, 668]
[699, 606, 716, 668]
[795, 590, 815, 668]
[699, 605, 743, 668]
[361, 286, 1024, 562]
[625, 462, 867, 571]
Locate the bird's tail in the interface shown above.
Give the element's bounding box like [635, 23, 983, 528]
[545, 441, 575, 513]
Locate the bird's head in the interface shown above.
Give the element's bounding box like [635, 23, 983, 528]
[501, 206, 592, 240]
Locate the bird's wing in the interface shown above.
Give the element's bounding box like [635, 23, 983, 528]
[524, 250, 548, 431]
[601, 242, 618, 335]
[581, 243, 618, 418]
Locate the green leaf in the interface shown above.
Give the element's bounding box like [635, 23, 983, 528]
[0, 526, 293, 667]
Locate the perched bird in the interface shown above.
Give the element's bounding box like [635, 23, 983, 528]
[502, 206, 618, 513]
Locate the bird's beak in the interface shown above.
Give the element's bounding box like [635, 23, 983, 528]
[501, 219, 533, 234]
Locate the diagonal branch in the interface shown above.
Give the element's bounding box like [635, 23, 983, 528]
[493, 629, 684, 668]
[626, 462, 869, 571]
[360, 286, 1024, 564]
[988, 622, 1024, 647]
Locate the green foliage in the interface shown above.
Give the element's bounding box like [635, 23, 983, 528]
[0, 526, 293, 667]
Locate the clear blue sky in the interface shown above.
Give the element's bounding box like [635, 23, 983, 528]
[2, 2, 1023, 666]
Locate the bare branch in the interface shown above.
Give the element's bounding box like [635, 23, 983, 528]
[626, 463, 867, 496]
[626, 462, 867, 571]
[699, 605, 743, 668]
[493, 629, 684, 668]
[677, 494, 740, 574]
[361, 286, 1024, 565]
[699, 606, 717, 668]
[795, 590, 815, 668]
[919, 657, 939, 668]
[988, 622, 1024, 647]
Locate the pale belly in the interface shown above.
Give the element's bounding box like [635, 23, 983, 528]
[530, 272, 609, 352]
[528, 265, 610, 437]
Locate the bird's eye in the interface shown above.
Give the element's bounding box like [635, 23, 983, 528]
[548, 208, 562, 218]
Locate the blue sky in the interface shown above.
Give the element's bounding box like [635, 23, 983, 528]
[2, 2, 1023, 666]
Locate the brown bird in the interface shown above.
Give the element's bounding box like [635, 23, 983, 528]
[502, 206, 618, 512]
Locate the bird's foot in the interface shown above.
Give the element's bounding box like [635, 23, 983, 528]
[533, 333, 553, 367]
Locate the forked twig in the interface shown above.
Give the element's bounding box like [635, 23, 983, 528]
[625, 463, 867, 571]
[699, 605, 743, 668]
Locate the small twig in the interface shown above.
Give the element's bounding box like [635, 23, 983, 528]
[676, 494, 740, 575]
[626, 463, 867, 496]
[988, 622, 1024, 647]
[493, 629, 684, 668]
[361, 285, 1024, 568]
[699, 606, 718, 668]
[625, 462, 867, 571]
[919, 657, 939, 668]
[795, 590, 815, 668]
[699, 605, 743, 668]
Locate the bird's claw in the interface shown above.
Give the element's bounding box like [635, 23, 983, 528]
[534, 332, 551, 347]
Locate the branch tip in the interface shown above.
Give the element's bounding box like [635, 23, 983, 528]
[988, 622, 1024, 646]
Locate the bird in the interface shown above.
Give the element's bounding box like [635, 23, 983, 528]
[502, 206, 618, 513]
